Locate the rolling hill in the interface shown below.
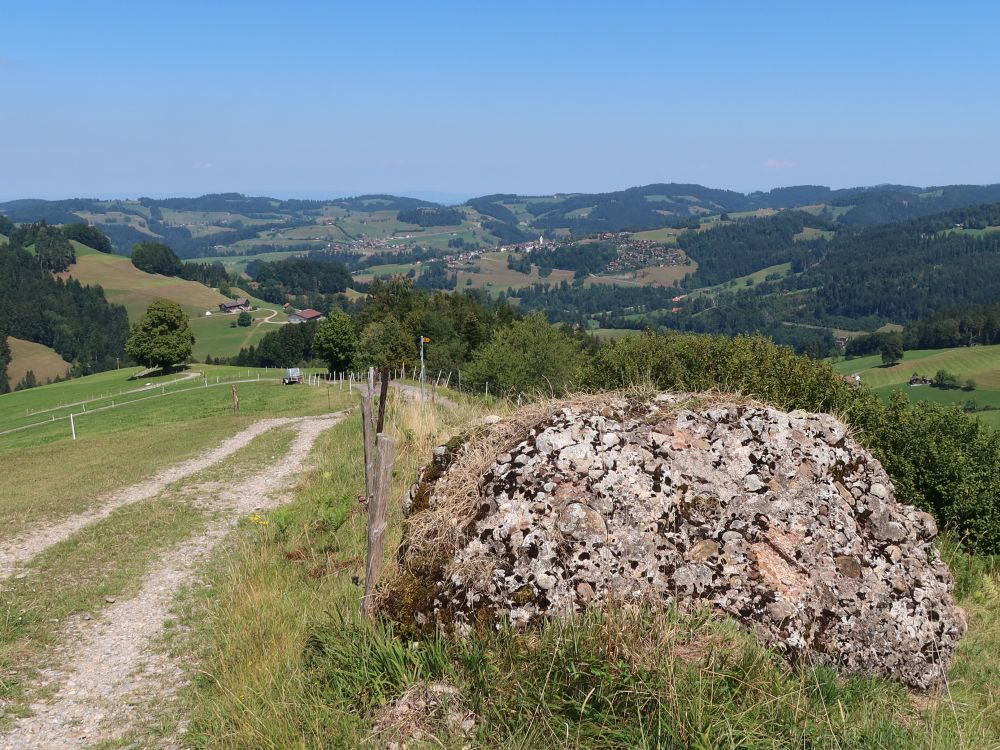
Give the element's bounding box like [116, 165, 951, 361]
[57, 242, 230, 320]
[5, 337, 71, 386]
[6, 182, 1000, 261]
[53, 242, 283, 360]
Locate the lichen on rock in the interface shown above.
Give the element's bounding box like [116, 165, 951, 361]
[383, 393, 966, 690]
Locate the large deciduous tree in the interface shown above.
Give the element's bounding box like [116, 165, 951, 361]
[354, 315, 413, 371]
[312, 310, 358, 373]
[125, 300, 194, 372]
[878, 333, 904, 366]
[463, 313, 588, 397]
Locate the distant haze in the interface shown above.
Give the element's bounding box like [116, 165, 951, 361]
[2, 2, 999, 200]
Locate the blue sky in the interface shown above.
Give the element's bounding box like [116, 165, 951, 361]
[2, 1, 998, 200]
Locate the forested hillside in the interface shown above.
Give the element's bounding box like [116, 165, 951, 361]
[4, 187, 1000, 370]
[0, 241, 129, 389]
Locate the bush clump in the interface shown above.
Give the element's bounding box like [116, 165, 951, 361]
[585, 331, 1000, 553]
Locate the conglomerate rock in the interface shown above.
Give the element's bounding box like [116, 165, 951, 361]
[392, 393, 966, 689]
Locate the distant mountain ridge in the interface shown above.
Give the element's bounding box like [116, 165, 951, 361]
[3, 182, 1000, 257]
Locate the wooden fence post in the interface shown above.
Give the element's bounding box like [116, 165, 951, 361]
[363, 433, 396, 616]
[376, 366, 390, 433]
[232, 384, 240, 414]
[361, 393, 375, 503]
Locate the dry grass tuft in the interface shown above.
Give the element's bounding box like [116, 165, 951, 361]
[369, 680, 474, 748]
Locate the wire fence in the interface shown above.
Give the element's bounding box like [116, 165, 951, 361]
[0, 373, 282, 438]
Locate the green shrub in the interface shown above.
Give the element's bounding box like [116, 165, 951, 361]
[587, 331, 1000, 553]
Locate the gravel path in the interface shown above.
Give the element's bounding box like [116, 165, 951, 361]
[0, 417, 304, 580]
[0, 413, 345, 750]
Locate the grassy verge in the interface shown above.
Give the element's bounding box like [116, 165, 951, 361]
[176, 395, 1000, 749]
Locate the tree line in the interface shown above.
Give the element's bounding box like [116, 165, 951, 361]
[251, 257, 352, 305]
[903, 302, 1000, 349]
[396, 207, 464, 227]
[0, 335, 10, 394]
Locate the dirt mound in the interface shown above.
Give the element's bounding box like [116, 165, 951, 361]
[382, 393, 966, 690]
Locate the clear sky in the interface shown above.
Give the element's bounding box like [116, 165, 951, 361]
[2, 1, 998, 201]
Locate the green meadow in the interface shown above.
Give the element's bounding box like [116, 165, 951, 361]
[833, 345, 1000, 427]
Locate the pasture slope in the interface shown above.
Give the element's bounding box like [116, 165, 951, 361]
[4, 337, 70, 386]
[56, 242, 229, 320]
[833, 344, 1000, 427]
[54, 243, 287, 359]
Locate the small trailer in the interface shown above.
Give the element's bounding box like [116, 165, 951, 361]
[283, 367, 303, 385]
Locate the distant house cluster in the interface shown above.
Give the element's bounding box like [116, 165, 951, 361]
[443, 250, 482, 268]
[288, 308, 325, 324]
[503, 235, 551, 254]
[218, 298, 251, 313]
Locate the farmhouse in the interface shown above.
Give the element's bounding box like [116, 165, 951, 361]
[218, 298, 250, 313]
[288, 308, 325, 324]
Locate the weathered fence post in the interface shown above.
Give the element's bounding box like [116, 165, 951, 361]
[363, 433, 397, 616]
[361, 393, 375, 503]
[376, 366, 390, 433]
[232, 384, 240, 414]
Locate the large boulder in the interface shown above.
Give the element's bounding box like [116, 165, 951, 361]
[386, 393, 966, 689]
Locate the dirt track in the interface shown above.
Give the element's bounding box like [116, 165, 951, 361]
[0, 413, 344, 750]
[0, 416, 305, 579]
